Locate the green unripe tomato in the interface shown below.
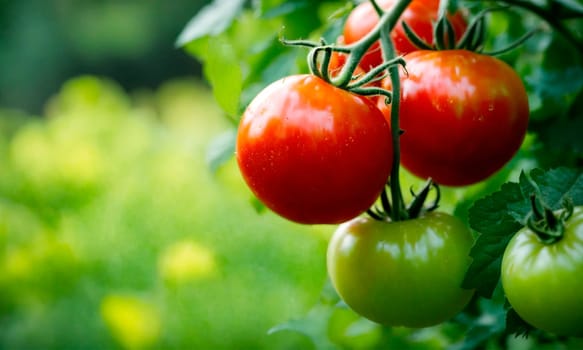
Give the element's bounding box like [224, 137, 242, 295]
[501, 206, 583, 337]
[327, 212, 475, 328]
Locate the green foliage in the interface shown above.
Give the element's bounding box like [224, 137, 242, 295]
[462, 182, 525, 298]
[464, 167, 583, 296]
[175, 0, 246, 46]
[178, 0, 347, 119]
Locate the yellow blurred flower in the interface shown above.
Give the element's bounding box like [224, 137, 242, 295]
[100, 295, 161, 350]
[158, 239, 217, 284]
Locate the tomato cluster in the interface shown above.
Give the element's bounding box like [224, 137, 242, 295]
[236, 0, 534, 331]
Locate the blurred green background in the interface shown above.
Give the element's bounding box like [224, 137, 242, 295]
[0, 1, 334, 349]
[0, 0, 207, 114]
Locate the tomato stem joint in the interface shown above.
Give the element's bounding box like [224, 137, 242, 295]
[527, 195, 575, 244]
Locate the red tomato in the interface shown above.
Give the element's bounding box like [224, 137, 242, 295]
[236, 74, 393, 224]
[377, 50, 529, 186]
[343, 0, 467, 70]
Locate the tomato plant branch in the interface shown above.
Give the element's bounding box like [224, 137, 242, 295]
[380, 23, 408, 221]
[319, 47, 334, 82]
[347, 57, 405, 90]
[331, 0, 413, 88]
[490, 0, 583, 53]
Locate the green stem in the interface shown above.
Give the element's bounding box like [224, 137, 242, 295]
[454, 6, 502, 50]
[401, 21, 433, 50]
[434, 0, 455, 49]
[379, 8, 407, 221]
[371, 0, 384, 16]
[307, 48, 323, 80]
[347, 56, 405, 89]
[331, 0, 413, 88]
[320, 47, 333, 82]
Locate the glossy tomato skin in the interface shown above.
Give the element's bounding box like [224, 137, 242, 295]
[236, 74, 393, 225]
[327, 212, 475, 327]
[343, 0, 467, 70]
[378, 50, 529, 186]
[501, 207, 583, 337]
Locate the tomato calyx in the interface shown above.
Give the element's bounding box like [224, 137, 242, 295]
[400, 1, 465, 51]
[401, 3, 539, 55]
[367, 178, 441, 221]
[527, 195, 575, 245]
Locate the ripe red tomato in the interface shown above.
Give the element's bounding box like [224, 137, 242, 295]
[377, 50, 529, 186]
[327, 212, 475, 327]
[343, 0, 467, 70]
[236, 74, 393, 224]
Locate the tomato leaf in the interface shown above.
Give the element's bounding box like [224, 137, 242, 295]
[175, 0, 246, 47]
[535, 117, 583, 160]
[526, 67, 583, 110]
[463, 167, 583, 298]
[202, 38, 244, 117]
[449, 299, 506, 350]
[268, 303, 339, 350]
[529, 88, 583, 168]
[206, 129, 237, 173]
[462, 181, 525, 297]
[529, 167, 583, 208]
[507, 172, 536, 224]
[259, 0, 311, 19]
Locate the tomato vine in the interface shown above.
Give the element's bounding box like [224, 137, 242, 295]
[178, 0, 583, 347]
